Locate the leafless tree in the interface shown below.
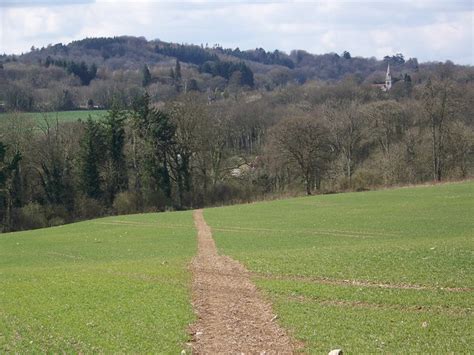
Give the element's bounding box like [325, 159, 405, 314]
[270, 114, 334, 195]
[322, 99, 365, 187]
[420, 77, 459, 181]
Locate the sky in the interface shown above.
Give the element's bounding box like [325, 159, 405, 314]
[0, 0, 473, 64]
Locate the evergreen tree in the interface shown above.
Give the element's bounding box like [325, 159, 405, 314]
[155, 43, 218, 65]
[40, 158, 66, 205]
[199, 60, 254, 87]
[89, 63, 98, 80]
[11, 163, 23, 209]
[58, 89, 75, 110]
[238, 62, 254, 87]
[129, 94, 149, 194]
[79, 118, 105, 199]
[132, 93, 176, 202]
[104, 106, 128, 204]
[132, 92, 151, 133]
[64, 61, 97, 85]
[175, 59, 182, 92]
[0, 142, 21, 231]
[175, 59, 182, 81]
[148, 109, 176, 200]
[187, 78, 199, 91]
[142, 64, 151, 87]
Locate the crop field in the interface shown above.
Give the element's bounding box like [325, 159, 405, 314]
[0, 212, 196, 352]
[204, 181, 474, 352]
[1, 182, 472, 352]
[0, 110, 107, 124]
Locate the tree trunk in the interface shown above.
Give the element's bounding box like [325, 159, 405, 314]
[132, 131, 142, 191]
[431, 117, 442, 182]
[305, 170, 312, 195]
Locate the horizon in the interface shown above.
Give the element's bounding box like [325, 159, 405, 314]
[0, 0, 472, 65]
[4, 34, 473, 67]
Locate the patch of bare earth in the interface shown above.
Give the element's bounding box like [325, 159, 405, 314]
[189, 209, 296, 354]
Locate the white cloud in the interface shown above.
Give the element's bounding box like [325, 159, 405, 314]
[0, 1, 472, 64]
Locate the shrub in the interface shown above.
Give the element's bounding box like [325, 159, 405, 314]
[75, 196, 105, 220]
[14, 203, 48, 230]
[45, 204, 69, 224]
[142, 190, 171, 212]
[113, 191, 143, 215]
[353, 169, 383, 191]
[48, 217, 66, 227]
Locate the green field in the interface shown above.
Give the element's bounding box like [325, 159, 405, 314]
[205, 181, 474, 353]
[0, 212, 196, 352]
[0, 110, 107, 123]
[1, 182, 473, 352]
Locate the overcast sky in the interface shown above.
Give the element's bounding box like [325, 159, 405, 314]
[0, 0, 473, 64]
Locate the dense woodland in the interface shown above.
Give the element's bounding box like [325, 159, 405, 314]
[0, 36, 473, 232]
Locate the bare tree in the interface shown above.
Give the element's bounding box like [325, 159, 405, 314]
[323, 99, 365, 187]
[195, 102, 232, 191]
[363, 100, 408, 156]
[270, 114, 333, 195]
[421, 77, 459, 181]
[444, 120, 474, 178]
[362, 100, 410, 184]
[167, 93, 206, 207]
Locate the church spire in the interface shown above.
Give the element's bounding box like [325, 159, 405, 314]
[385, 63, 392, 91]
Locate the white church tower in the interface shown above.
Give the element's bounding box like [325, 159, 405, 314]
[384, 64, 392, 91]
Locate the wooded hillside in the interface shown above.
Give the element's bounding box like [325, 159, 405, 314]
[1, 36, 473, 232]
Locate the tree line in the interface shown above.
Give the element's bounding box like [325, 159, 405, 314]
[0, 63, 472, 232]
[45, 58, 98, 85]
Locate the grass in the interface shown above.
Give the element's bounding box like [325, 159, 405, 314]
[1, 182, 472, 352]
[0, 110, 107, 123]
[0, 212, 196, 352]
[204, 181, 474, 353]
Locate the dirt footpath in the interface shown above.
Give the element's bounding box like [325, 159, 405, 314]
[189, 209, 295, 354]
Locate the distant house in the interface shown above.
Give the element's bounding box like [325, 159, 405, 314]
[372, 64, 392, 92]
[79, 102, 104, 110]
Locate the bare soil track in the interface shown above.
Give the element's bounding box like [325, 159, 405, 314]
[189, 209, 295, 354]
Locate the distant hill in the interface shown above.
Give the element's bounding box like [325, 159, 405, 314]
[0, 36, 471, 112]
[8, 35, 420, 79]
